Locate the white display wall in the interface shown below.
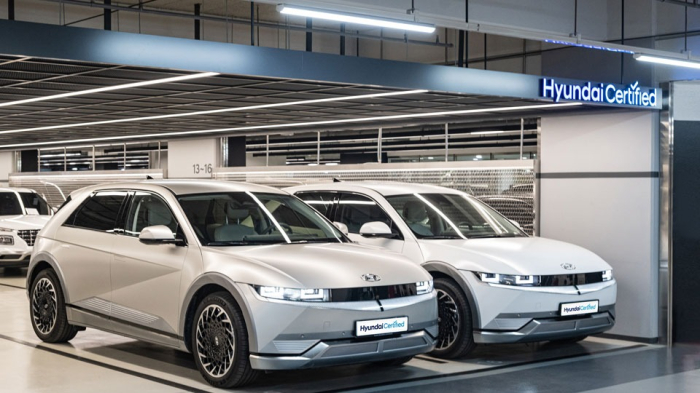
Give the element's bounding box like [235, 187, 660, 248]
[539, 111, 659, 341]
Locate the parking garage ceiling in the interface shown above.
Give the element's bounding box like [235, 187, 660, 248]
[0, 54, 597, 149]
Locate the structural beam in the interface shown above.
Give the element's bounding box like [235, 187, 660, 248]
[0, 19, 554, 101]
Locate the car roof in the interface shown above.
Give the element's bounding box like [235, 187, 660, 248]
[287, 181, 465, 197]
[0, 187, 35, 193]
[84, 180, 286, 196]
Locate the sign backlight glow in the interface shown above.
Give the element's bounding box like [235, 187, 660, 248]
[540, 78, 658, 108]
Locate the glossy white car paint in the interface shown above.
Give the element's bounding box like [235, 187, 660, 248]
[28, 180, 438, 372]
[286, 182, 617, 344]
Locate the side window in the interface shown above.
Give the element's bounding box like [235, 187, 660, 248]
[124, 192, 179, 237]
[70, 192, 127, 232]
[337, 193, 400, 237]
[295, 192, 336, 218]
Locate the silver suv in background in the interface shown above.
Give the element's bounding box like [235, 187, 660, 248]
[27, 180, 437, 388]
[0, 188, 53, 268]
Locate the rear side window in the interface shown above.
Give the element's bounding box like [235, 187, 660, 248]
[295, 192, 337, 218]
[68, 192, 127, 232]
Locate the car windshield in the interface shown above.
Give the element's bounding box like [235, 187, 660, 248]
[19, 192, 51, 215]
[178, 192, 346, 246]
[386, 193, 526, 239]
[0, 192, 22, 215]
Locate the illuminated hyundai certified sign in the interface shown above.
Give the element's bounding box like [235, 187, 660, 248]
[540, 78, 659, 108]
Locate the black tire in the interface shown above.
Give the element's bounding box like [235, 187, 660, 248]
[431, 278, 476, 359]
[29, 269, 79, 343]
[373, 356, 414, 367]
[191, 291, 260, 388]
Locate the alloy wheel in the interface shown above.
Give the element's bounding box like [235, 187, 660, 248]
[436, 288, 460, 350]
[31, 278, 58, 335]
[195, 304, 236, 378]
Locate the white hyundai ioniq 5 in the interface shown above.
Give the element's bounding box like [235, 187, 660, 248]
[287, 182, 617, 359]
[27, 180, 437, 387]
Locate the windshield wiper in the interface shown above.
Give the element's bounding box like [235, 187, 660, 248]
[206, 240, 283, 246]
[424, 235, 464, 239]
[289, 238, 341, 244]
[468, 233, 521, 239]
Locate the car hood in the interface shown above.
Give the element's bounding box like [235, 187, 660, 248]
[419, 236, 611, 275]
[0, 215, 50, 230]
[202, 242, 431, 289]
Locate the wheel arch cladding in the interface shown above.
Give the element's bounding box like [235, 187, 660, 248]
[27, 254, 69, 303]
[180, 273, 257, 353]
[422, 261, 481, 328]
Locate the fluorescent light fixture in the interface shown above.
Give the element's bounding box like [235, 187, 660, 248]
[634, 54, 700, 69]
[0, 102, 581, 149]
[277, 4, 435, 33]
[471, 130, 505, 135]
[0, 72, 219, 108]
[0, 90, 427, 135]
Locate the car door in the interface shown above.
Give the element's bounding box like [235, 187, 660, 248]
[110, 190, 188, 337]
[335, 192, 405, 253]
[54, 191, 127, 317]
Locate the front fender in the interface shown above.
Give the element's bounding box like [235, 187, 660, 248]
[422, 261, 481, 329]
[178, 273, 258, 352]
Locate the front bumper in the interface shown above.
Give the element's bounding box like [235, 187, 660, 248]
[0, 247, 32, 268]
[462, 271, 617, 344]
[474, 308, 615, 343]
[236, 284, 438, 370]
[250, 330, 434, 370]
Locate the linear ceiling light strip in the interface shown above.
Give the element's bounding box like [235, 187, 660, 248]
[634, 54, 700, 69]
[0, 72, 220, 108]
[0, 90, 428, 135]
[277, 4, 435, 33]
[0, 102, 580, 149]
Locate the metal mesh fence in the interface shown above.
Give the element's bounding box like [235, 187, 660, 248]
[215, 161, 536, 234]
[9, 170, 164, 208]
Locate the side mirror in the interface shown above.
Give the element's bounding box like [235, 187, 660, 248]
[139, 225, 183, 245]
[509, 219, 522, 229]
[333, 222, 349, 236]
[359, 221, 394, 238]
[25, 208, 40, 215]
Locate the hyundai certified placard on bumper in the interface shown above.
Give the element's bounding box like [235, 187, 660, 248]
[560, 300, 599, 316]
[356, 317, 408, 337]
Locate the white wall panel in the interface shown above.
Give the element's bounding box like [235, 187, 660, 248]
[168, 138, 218, 179]
[540, 111, 659, 340]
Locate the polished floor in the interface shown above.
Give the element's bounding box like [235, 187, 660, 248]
[1, 267, 698, 393]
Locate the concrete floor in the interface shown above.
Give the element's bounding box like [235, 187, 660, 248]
[2, 267, 698, 393]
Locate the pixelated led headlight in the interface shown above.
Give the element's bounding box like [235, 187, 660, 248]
[0, 227, 14, 232]
[602, 270, 613, 282]
[256, 286, 330, 302]
[477, 272, 538, 287]
[0, 235, 13, 245]
[416, 280, 433, 295]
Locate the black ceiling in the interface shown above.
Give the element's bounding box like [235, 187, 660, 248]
[0, 54, 593, 149]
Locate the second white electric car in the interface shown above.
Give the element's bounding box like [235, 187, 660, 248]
[27, 180, 437, 387]
[287, 182, 617, 359]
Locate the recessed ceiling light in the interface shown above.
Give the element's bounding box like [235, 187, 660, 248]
[0, 102, 581, 149]
[0, 90, 428, 135]
[0, 72, 219, 108]
[277, 4, 436, 33]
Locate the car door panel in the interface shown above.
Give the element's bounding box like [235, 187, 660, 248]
[110, 191, 187, 335]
